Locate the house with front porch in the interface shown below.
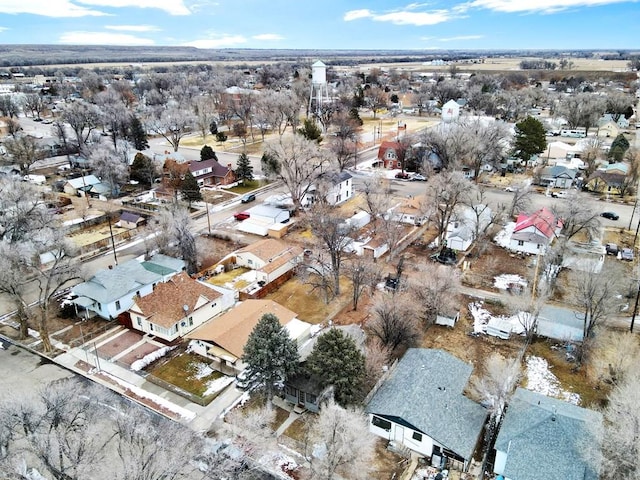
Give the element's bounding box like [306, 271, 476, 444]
[71, 255, 186, 320]
[538, 165, 577, 189]
[377, 141, 402, 169]
[189, 158, 236, 187]
[128, 272, 235, 343]
[494, 388, 600, 480]
[233, 238, 303, 285]
[445, 205, 492, 252]
[509, 207, 562, 255]
[585, 171, 626, 194]
[366, 349, 486, 472]
[186, 299, 311, 375]
[387, 195, 427, 226]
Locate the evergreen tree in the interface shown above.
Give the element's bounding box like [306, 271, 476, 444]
[241, 313, 300, 400]
[297, 118, 323, 143]
[215, 131, 228, 143]
[349, 107, 363, 126]
[200, 145, 218, 162]
[305, 329, 366, 406]
[209, 120, 218, 136]
[609, 134, 630, 162]
[180, 171, 202, 205]
[513, 116, 547, 165]
[128, 116, 149, 151]
[130, 152, 157, 187]
[235, 153, 254, 185]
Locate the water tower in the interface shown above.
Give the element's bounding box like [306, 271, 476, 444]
[308, 60, 329, 118]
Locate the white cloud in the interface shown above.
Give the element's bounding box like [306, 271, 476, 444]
[77, 0, 191, 15]
[343, 9, 373, 21]
[59, 31, 155, 45]
[438, 34, 484, 41]
[105, 24, 159, 32]
[463, 0, 636, 13]
[0, 0, 106, 17]
[184, 34, 247, 49]
[344, 6, 454, 25]
[0, 27, 7, 32]
[252, 33, 284, 41]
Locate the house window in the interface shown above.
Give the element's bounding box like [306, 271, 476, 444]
[188, 317, 193, 326]
[517, 240, 524, 246]
[136, 317, 142, 326]
[248, 259, 253, 265]
[307, 394, 317, 404]
[115, 300, 121, 310]
[211, 303, 217, 308]
[174, 324, 178, 333]
[150, 324, 154, 331]
[372, 416, 392, 431]
[412, 432, 423, 442]
[537, 244, 542, 249]
[285, 385, 296, 396]
[136, 291, 140, 297]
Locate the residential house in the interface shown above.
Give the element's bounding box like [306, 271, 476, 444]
[377, 141, 402, 169]
[585, 171, 626, 194]
[599, 112, 629, 129]
[494, 388, 601, 480]
[596, 120, 620, 138]
[189, 159, 236, 187]
[441, 99, 461, 123]
[128, 272, 235, 343]
[233, 238, 303, 287]
[537, 165, 577, 189]
[601, 162, 629, 175]
[509, 207, 562, 255]
[186, 299, 311, 375]
[307, 171, 353, 206]
[71, 255, 186, 320]
[63, 175, 103, 197]
[283, 324, 366, 413]
[446, 205, 492, 252]
[460, 166, 475, 180]
[388, 195, 427, 226]
[118, 211, 145, 229]
[366, 349, 486, 472]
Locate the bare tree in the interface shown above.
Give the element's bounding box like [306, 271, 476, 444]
[463, 186, 505, 244]
[590, 328, 640, 386]
[60, 99, 101, 153]
[3, 135, 42, 176]
[558, 93, 606, 135]
[363, 86, 388, 119]
[469, 353, 521, 477]
[507, 185, 533, 219]
[417, 122, 470, 170]
[225, 403, 277, 455]
[95, 89, 131, 148]
[0, 242, 35, 339]
[22, 93, 46, 120]
[463, 118, 510, 181]
[409, 263, 461, 325]
[328, 110, 359, 171]
[306, 399, 376, 480]
[146, 106, 196, 152]
[88, 143, 129, 197]
[193, 95, 217, 141]
[553, 199, 601, 242]
[158, 205, 199, 275]
[261, 135, 332, 211]
[367, 292, 420, 353]
[570, 263, 622, 356]
[424, 171, 473, 246]
[344, 255, 381, 311]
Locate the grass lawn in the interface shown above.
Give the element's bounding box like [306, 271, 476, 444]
[265, 276, 352, 324]
[226, 179, 270, 194]
[148, 352, 226, 400]
[206, 267, 252, 287]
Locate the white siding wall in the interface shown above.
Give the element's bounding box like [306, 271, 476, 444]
[494, 450, 508, 476]
[368, 415, 434, 457]
[236, 253, 266, 270]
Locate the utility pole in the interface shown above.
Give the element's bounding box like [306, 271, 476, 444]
[107, 212, 118, 265]
[205, 200, 211, 236]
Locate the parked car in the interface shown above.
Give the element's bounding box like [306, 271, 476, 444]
[606, 243, 619, 256]
[233, 211, 250, 221]
[601, 211, 619, 220]
[395, 172, 410, 180]
[621, 248, 634, 261]
[551, 191, 570, 199]
[504, 186, 515, 192]
[410, 173, 427, 181]
[240, 193, 256, 204]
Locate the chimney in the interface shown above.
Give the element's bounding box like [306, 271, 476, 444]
[228, 163, 232, 169]
[108, 265, 113, 269]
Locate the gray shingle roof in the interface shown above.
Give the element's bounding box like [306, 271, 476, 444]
[495, 388, 601, 480]
[72, 259, 162, 304]
[365, 349, 487, 461]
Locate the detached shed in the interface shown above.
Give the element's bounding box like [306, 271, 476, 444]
[119, 211, 145, 229]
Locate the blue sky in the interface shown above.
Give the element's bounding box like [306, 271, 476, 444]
[0, 0, 638, 50]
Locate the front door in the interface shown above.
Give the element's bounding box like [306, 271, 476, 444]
[298, 389, 305, 405]
[393, 425, 404, 443]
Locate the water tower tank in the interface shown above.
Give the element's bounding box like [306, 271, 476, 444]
[311, 60, 326, 85]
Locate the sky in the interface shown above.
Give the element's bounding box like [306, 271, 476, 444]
[0, 0, 638, 50]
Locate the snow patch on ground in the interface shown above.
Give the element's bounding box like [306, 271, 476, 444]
[257, 451, 299, 479]
[104, 372, 197, 420]
[494, 222, 515, 249]
[202, 375, 234, 397]
[192, 362, 214, 379]
[525, 356, 581, 405]
[494, 274, 528, 290]
[28, 328, 40, 339]
[130, 346, 175, 372]
[468, 302, 526, 337]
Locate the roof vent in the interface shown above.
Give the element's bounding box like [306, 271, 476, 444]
[183, 304, 189, 313]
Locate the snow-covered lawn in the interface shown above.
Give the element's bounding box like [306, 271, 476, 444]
[130, 346, 175, 372]
[493, 222, 515, 249]
[494, 274, 528, 291]
[525, 356, 581, 405]
[468, 302, 526, 336]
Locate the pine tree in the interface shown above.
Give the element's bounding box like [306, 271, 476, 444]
[297, 118, 323, 143]
[306, 328, 366, 406]
[235, 152, 254, 185]
[241, 313, 299, 400]
[200, 145, 218, 161]
[513, 116, 547, 165]
[180, 171, 202, 205]
[128, 116, 149, 151]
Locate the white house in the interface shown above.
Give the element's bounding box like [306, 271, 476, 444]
[236, 204, 290, 237]
[446, 205, 492, 252]
[128, 272, 235, 342]
[441, 99, 461, 123]
[233, 238, 303, 285]
[71, 255, 186, 320]
[509, 207, 562, 255]
[388, 196, 427, 226]
[366, 349, 486, 472]
[187, 299, 311, 375]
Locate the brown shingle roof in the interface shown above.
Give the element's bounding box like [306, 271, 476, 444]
[132, 272, 221, 328]
[185, 300, 297, 359]
[237, 239, 303, 275]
